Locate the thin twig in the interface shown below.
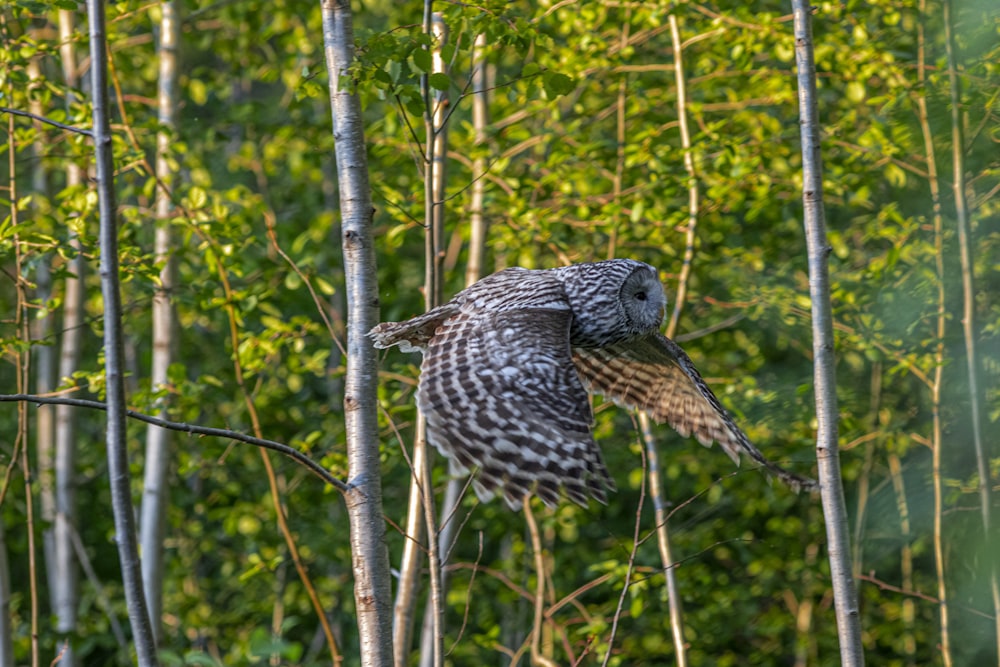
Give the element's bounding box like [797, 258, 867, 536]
[0, 394, 350, 493]
[0, 106, 93, 137]
[673, 313, 745, 343]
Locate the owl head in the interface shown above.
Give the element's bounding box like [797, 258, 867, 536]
[554, 259, 666, 347]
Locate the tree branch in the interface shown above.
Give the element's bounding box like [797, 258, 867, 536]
[0, 394, 349, 493]
[0, 106, 93, 137]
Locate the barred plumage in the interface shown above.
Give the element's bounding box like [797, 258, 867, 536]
[369, 259, 816, 509]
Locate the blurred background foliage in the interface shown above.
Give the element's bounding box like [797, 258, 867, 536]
[1, 0, 998, 664]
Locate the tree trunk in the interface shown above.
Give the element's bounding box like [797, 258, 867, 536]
[27, 33, 57, 648]
[321, 1, 395, 664]
[87, 1, 160, 664]
[140, 0, 180, 645]
[49, 11, 88, 665]
[942, 0, 1000, 657]
[0, 521, 12, 667]
[790, 2, 864, 665]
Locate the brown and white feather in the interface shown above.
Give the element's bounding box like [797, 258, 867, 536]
[369, 259, 816, 509]
[573, 334, 817, 493]
[371, 267, 617, 508]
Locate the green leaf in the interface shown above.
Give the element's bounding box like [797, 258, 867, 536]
[412, 48, 432, 72]
[189, 78, 208, 105]
[884, 162, 906, 188]
[186, 186, 208, 210]
[428, 72, 450, 92]
[542, 71, 575, 98]
[315, 276, 336, 296]
[846, 81, 865, 103]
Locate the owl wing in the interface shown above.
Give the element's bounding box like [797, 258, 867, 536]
[368, 303, 461, 352]
[419, 304, 615, 509]
[573, 334, 816, 493]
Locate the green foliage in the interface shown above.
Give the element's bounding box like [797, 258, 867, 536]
[0, 0, 997, 665]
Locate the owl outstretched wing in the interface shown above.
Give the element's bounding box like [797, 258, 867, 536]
[417, 303, 615, 509]
[573, 334, 816, 493]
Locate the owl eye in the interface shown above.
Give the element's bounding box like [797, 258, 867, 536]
[634, 291, 647, 301]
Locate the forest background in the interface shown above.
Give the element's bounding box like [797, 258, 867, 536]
[0, 0, 998, 665]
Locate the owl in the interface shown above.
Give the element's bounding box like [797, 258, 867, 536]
[369, 259, 816, 509]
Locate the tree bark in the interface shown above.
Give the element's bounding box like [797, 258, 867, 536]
[50, 12, 87, 665]
[87, 1, 160, 664]
[27, 43, 57, 618]
[321, 1, 395, 664]
[140, 0, 180, 645]
[790, 2, 864, 665]
[942, 0, 1000, 657]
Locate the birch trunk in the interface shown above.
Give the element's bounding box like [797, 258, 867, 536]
[0, 522, 11, 666]
[50, 11, 87, 665]
[942, 0, 1000, 657]
[790, 2, 864, 665]
[86, 1, 160, 664]
[140, 0, 180, 644]
[27, 38, 57, 641]
[321, 1, 395, 664]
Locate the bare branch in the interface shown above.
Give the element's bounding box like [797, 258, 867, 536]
[0, 394, 349, 493]
[0, 106, 93, 137]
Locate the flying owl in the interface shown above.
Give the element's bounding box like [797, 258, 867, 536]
[369, 259, 816, 509]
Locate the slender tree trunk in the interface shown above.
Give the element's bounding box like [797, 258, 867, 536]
[793, 544, 820, 666]
[643, 14, 696, 666]
[27, 35, 57, 634]
[790, 2, 864, 665]
[419, 32, 489, 664]
[26, 39, 55, 667]
[400, 8, 450, 663]
[415, 13, 449, 667]
[87, 1, 160, 664]
[140, 0, 180, 645]
[641, 415, 687, 666]
[321, 2, 395, 664]
[7, 57, 41, 665]
[0, 521, 12, 667]
[942, 1, 1000, 658]
[51, 12, 87, 665]
[395, 416, 428, 667]
[665, 13, 697, 339]
[914, 4, 953, 662]
[607, 9, 630, 260]
[523, 500, 558, 667]
[422, 6, 445, 311]
[887, 453, 917, 667]
[464, 32, 489, 289]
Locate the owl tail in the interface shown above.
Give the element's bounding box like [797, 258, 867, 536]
[368, 305, 458, 353]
